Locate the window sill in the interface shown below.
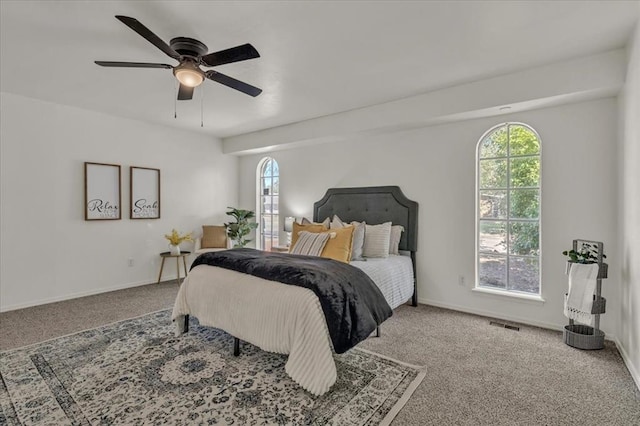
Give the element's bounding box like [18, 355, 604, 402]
[472, 287, 545, 303]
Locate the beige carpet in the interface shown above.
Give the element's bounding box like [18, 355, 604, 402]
[1, 282, 639, 425]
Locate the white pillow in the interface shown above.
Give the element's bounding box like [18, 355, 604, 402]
[330, 215, 346, 229]
[330, 215, 366, 261]
[363, 222, 392, 258]
[290, 231, 332, 256]
[350, 221, 366, 260]
[389, 225, 404, 255]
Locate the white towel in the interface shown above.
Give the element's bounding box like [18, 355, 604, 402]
[563, 263, 599, 326]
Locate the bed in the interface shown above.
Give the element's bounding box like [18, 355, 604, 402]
[172, 186, 418, 395]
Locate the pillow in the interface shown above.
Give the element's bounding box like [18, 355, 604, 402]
[389, 225, 405, 255]
[320, 225, 355, 263]
[330, 215, 347, 229]
[350, 221, 366, 260]
[330, 215, 365, 260]
[290, 231, 332, 257]
[290, 222, 328, 250]
[363, 222, 392, 258]
[201, 225, 227, 248]
[302, 217, 331, 228]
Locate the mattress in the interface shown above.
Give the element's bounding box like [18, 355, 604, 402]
[351, 254, 414, 309]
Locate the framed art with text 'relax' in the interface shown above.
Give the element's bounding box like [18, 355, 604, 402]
[84, 162, 121, 220]
[130, 166, 160, 219]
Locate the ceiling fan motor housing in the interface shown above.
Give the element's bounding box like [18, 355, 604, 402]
[170, 37, 208, 59]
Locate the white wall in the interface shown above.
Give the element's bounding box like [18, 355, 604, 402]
[618, 19, 640, 388]
[0, 93, 238, 311]
[238, 98, 620, 337]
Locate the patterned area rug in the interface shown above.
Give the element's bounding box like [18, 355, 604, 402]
[0, 310, 425, 425]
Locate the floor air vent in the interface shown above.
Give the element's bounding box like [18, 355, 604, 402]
[489, 321, 520, 331]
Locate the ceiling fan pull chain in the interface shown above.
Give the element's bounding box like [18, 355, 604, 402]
[201, 85, 204, 127]
[174, 79, 178, 119]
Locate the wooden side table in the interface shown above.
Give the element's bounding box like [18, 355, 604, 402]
[157, 251, 191, 285]
[270, 245, 290, 253]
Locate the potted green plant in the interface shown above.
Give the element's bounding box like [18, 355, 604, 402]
[562, 242, 607, 278]
[562, 243, 605, 263]
[225, 207, 259, 248]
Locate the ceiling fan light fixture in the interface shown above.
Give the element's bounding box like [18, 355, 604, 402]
[173, 63, 204, 87]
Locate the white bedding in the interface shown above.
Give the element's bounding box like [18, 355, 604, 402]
[172, 254, 414, 395]
[350, 254, 414, 309]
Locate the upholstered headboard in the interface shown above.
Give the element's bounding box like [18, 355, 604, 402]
[313, 186, 418, 252]
[313, 186, 419, 306]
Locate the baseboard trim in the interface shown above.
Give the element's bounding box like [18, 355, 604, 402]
[613, 337, 640, 392]
[0, 276, 180, 313]
[418, 297, 565, 332]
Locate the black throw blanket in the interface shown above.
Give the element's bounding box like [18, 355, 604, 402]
[191, 248, 392, 353]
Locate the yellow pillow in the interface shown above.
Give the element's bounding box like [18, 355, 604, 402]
[320, 225, 354, 263]
[201, 225, 227, 248]
[290, 222, 328, 250]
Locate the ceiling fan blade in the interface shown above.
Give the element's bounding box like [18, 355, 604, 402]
[201, 43, 260, 67]
[115, 15, 181, 61]
[205, 70, 262, 97]
[95, 61, 173, 69]
[177, 84, 194, 101]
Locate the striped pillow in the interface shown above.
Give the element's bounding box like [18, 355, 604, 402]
[290, 231, 332, 257]
[363, 222, 392, 258]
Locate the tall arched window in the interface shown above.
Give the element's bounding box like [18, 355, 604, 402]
[257, 157, 279, 251]
[476, 123, 541, 296]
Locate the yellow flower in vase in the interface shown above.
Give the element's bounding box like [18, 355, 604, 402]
[164, 229, 193, 255]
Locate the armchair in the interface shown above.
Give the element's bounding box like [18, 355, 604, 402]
[194, 225, 232, 255]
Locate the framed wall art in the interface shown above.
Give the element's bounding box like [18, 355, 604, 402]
[84, 162, 121, 220]
[130, 166, 160, 219]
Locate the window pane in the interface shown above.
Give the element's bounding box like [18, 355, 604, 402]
[272, 177, 279, 195]
[260, 214, 268, 243]
[272, 214, 279, 247]
[479, 221, 506, 254]
[272, 195, 279, 214]
[510, 189, 539, 219]
[509, 222, 539, 256]
[272, 161, 279, 177]
[479, 159, 507, 189]
[479, 255, 506, 289]
[509, 125, 540, 156]
[262, 196, 272, 213]
[508, 256, 540, 294]
[479, 190, 507, 219]
[510, 157, 539, 187]
[479, 127, 507, 158]
[264, 159, 273, 177]
[262, 178, 272, 195]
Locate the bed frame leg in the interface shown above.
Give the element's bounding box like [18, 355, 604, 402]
[411, 251, 418, 307]
[183, 315, 189, 333]
[233, 337, 240, 356]
[376, 326, 380, 337]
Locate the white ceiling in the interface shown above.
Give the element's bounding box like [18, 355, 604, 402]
[1, 1, 638, 139]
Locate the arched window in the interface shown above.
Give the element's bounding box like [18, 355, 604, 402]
[257, 157, 279, 251]
[476, 123, 541, 295]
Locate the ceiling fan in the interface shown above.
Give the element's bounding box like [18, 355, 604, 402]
[95, 15, 262, 100]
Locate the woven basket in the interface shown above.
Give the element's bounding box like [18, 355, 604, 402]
[563, 324, 605, 350]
